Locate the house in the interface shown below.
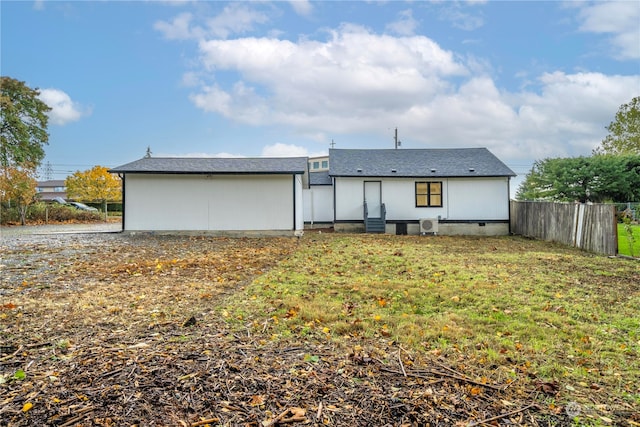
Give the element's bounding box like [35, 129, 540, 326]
[329, 148, 516, 235]
[110, 147, 515, 236]
[308, 156, 329, 172]
[109, 157, 307, 235]
[36, 180, 67, 201]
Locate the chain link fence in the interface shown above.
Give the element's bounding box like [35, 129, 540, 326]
[612, 202, 639, 222]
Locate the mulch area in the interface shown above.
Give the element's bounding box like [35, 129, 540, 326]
[2, 233, 569, 426]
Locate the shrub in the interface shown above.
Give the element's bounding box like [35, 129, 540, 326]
[0, 204, 21, 224]
[0, 202, 102, 225]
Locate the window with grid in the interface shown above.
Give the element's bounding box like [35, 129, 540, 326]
[415, 182, 442, 207]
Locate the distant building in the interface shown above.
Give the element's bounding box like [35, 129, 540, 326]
[36, 180, 67, 201]
[308, 156, 329, 172]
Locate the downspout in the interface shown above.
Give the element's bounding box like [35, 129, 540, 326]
[119, 173, 126, 232]
[332, 177, 337, 224]
[507, 177, 511, 235]
[292, 174, 296, 231]
[310, 189, 314, 227]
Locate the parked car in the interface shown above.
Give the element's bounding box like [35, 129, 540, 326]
[68, 202, 99, 212]
[51, 197, 68, 204]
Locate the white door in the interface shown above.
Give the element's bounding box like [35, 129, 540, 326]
[364, 181, 382, 218]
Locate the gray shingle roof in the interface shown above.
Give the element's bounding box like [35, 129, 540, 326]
[109, 157, 308, 174]
[309, 171, 332, 185]
[329, 148, 516, 178]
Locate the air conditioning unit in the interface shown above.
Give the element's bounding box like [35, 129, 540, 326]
[419, 218, 439, 235]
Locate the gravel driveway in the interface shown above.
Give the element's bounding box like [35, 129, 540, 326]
[0, 222, 122, 238]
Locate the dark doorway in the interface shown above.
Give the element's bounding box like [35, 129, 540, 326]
[396, 223, 407, 235]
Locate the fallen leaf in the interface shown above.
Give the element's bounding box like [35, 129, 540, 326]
[535, 380, 559, 395]
[22, 402, 33, 412]
[250, 395, 265, 406]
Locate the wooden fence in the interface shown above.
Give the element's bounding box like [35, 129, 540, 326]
[510, 201, 617, 256]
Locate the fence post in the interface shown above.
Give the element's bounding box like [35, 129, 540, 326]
[613, 205, 619, 256]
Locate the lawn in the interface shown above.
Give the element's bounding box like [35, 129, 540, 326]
[226, 234, 639, 425]
[1, 233, 638, 426]
[618, 223, 640, 257]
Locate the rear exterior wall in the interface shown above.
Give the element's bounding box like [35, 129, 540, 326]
[124, 174, 299, 232]
[334, 177, 510, 222]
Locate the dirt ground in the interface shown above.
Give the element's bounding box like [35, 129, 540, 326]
[0, 231, 612, 426]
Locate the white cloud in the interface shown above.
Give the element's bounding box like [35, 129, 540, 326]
[181, 22, 637, 165]
[38, 88, 90, 126]
[386, 9, 418, 36]
[193, 24, 467, 131]
[262, 143, 325, 158]
[438, 4, 484, 31]
[206, 3, 269, 39]
[180, 71, 202, 87]
[155, 4, 269, 40]
[154, 12, 203, 40]
[157, 145, 326, 159]
[289, 0, 313, 17]
[156, 151, 246, 158]
[576, 1, 640, 60]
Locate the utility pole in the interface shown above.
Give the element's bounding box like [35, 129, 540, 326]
[394, 128, 401, 149]
[44, 161, 53, 180]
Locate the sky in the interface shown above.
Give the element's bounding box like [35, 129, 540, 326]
[2, 0, 639, 192]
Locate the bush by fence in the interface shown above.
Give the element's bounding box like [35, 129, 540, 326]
[0, 202, 102, 225]
[613, 202, 638, 222]
[510, 201, 617, 256]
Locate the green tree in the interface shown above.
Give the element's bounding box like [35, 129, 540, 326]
[0, 77, 51, 169]
[65, 166, 122, 217]
[594, 96, 640, 155]
[516, 155, 640, 202]
[0, 165, 38, 225]
[515, 162, 552, 201]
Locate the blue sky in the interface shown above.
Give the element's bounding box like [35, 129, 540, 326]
[2, 1, 639, 189]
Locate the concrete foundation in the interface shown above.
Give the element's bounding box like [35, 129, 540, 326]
[336, 222, 510, 236]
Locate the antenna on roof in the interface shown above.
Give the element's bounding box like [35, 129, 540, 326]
[394, 128, 401, 149]
[330, 139, 336, 149]
[145, 146, 152, 158]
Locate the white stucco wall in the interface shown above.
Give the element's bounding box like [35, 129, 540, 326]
[303, 186, 334, 223]
[446, 178, 510, 220]
[124, 174, 299, 231]
[294, 175, 304, 231]
[334, 177, 510, 221]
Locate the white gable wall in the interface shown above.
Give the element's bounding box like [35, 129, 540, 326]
[124, 174, 297, 231]
[334, 177, 509, 221]
[303, 186, 334, 223]
[447, 177, 510, 220]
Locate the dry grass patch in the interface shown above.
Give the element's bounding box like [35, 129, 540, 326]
[1, 232, 638, 426]
[226, 233, 640, 425]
